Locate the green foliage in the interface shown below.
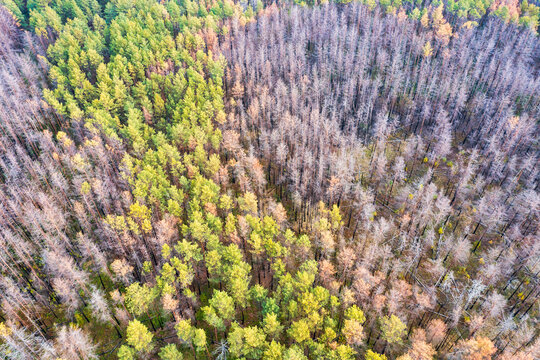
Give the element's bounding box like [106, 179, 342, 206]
[159, 344, 183, 360]
[124, 282, 157, 316]
[228, 323, 267, 359]
[379, 315, 407, 344]
[175, 319, 194, 344]
[288, 319, 311, 343]
[203, 289, 235, 330]
[365, 350, 388, 360]
[262, 313, 283, 339]
[345, 305, 366, 323]
[263, 340, 284, 360]
[193, 328, 207, 353]
[335, 345, 357, 360]
[126, 319, 153, 353]
[284, 346, 308, 360]
[118, 345, 136, 360]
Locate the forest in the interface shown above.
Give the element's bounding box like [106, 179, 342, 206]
[0, 0, 538, 357]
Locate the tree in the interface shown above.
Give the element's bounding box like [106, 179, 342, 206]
[335, 345, 357, 360]
[263, 340, 284, 360]
[426, 319, 446, 345]
[408, 339, 435, 360]
[210, 290, 236, 322]
[176, 319, 194, 344]
[343, 305, 366, 346]
[118, 345, 136, 360]
[125, 319, 153, 354]
[422, 42, 433, 57]
[454, 337, 496, 360]
[288, 319, 311, 344]
[380, 315, 406, 344]
[159, 344, 183, 360]
[228, 324, 266, 359]
[89, 288, 112, 323]
[213, 339, 230, 360]
[124, 283, 158, 316]
[343, 318, 365, 346]
[193, 328, 208, 355]
[283, 346, 308, 360]
[226, 263, 252, 307]
[239, 192, 258, 215]
[365, 350, 388, 360]
[55, 325, 97, 360]
[203, 305, 225, 333]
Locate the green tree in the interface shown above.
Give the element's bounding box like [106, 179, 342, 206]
[283, 346, 308, 360]
[365, 350, 388, 360]
[228, 323, 267, 359]
[380, 315, 406, 344]
[203, 305, 225, 332]
[345, 305, 366, 323]
[288, 319, 311, 344]
[210, 290, 236, 322]
[263, 340, 284, 360]
[126, 319, 153, 353]
[124, 283, 158, 316]
[335, 345, 356, 360]
[226, 263, 252, 307]
[176, 319, 194, 344]
[159, 344, 183, 360]
[193, 328, 208, 355]
[239, 192, 258, 214]
[262, 313, 283, 339]
[118, 345, 136, 360]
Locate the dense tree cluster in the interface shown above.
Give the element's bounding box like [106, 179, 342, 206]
[0, 0, 538, 359]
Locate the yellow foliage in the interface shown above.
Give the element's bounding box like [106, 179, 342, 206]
[432, 4, 445, 28]
[81, 181, 91, 195]
[141, 218, 152, 233]
[462, 21, 477, 29]
[422, 42, 434, 57]
[330, 204, 343, 229]
[71, 153, 87, 170]
[129, 202, 151, 221]
[106, 215, 128, 232]
[0, 322, 12, 337]
[127, 217, 140, 235]
[436, 22, 453, 42]
[421, 11, 430, 28]
[56, 131, 73, 147]
[397, 8, 407, 22]
[317, 201, 328, 216]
